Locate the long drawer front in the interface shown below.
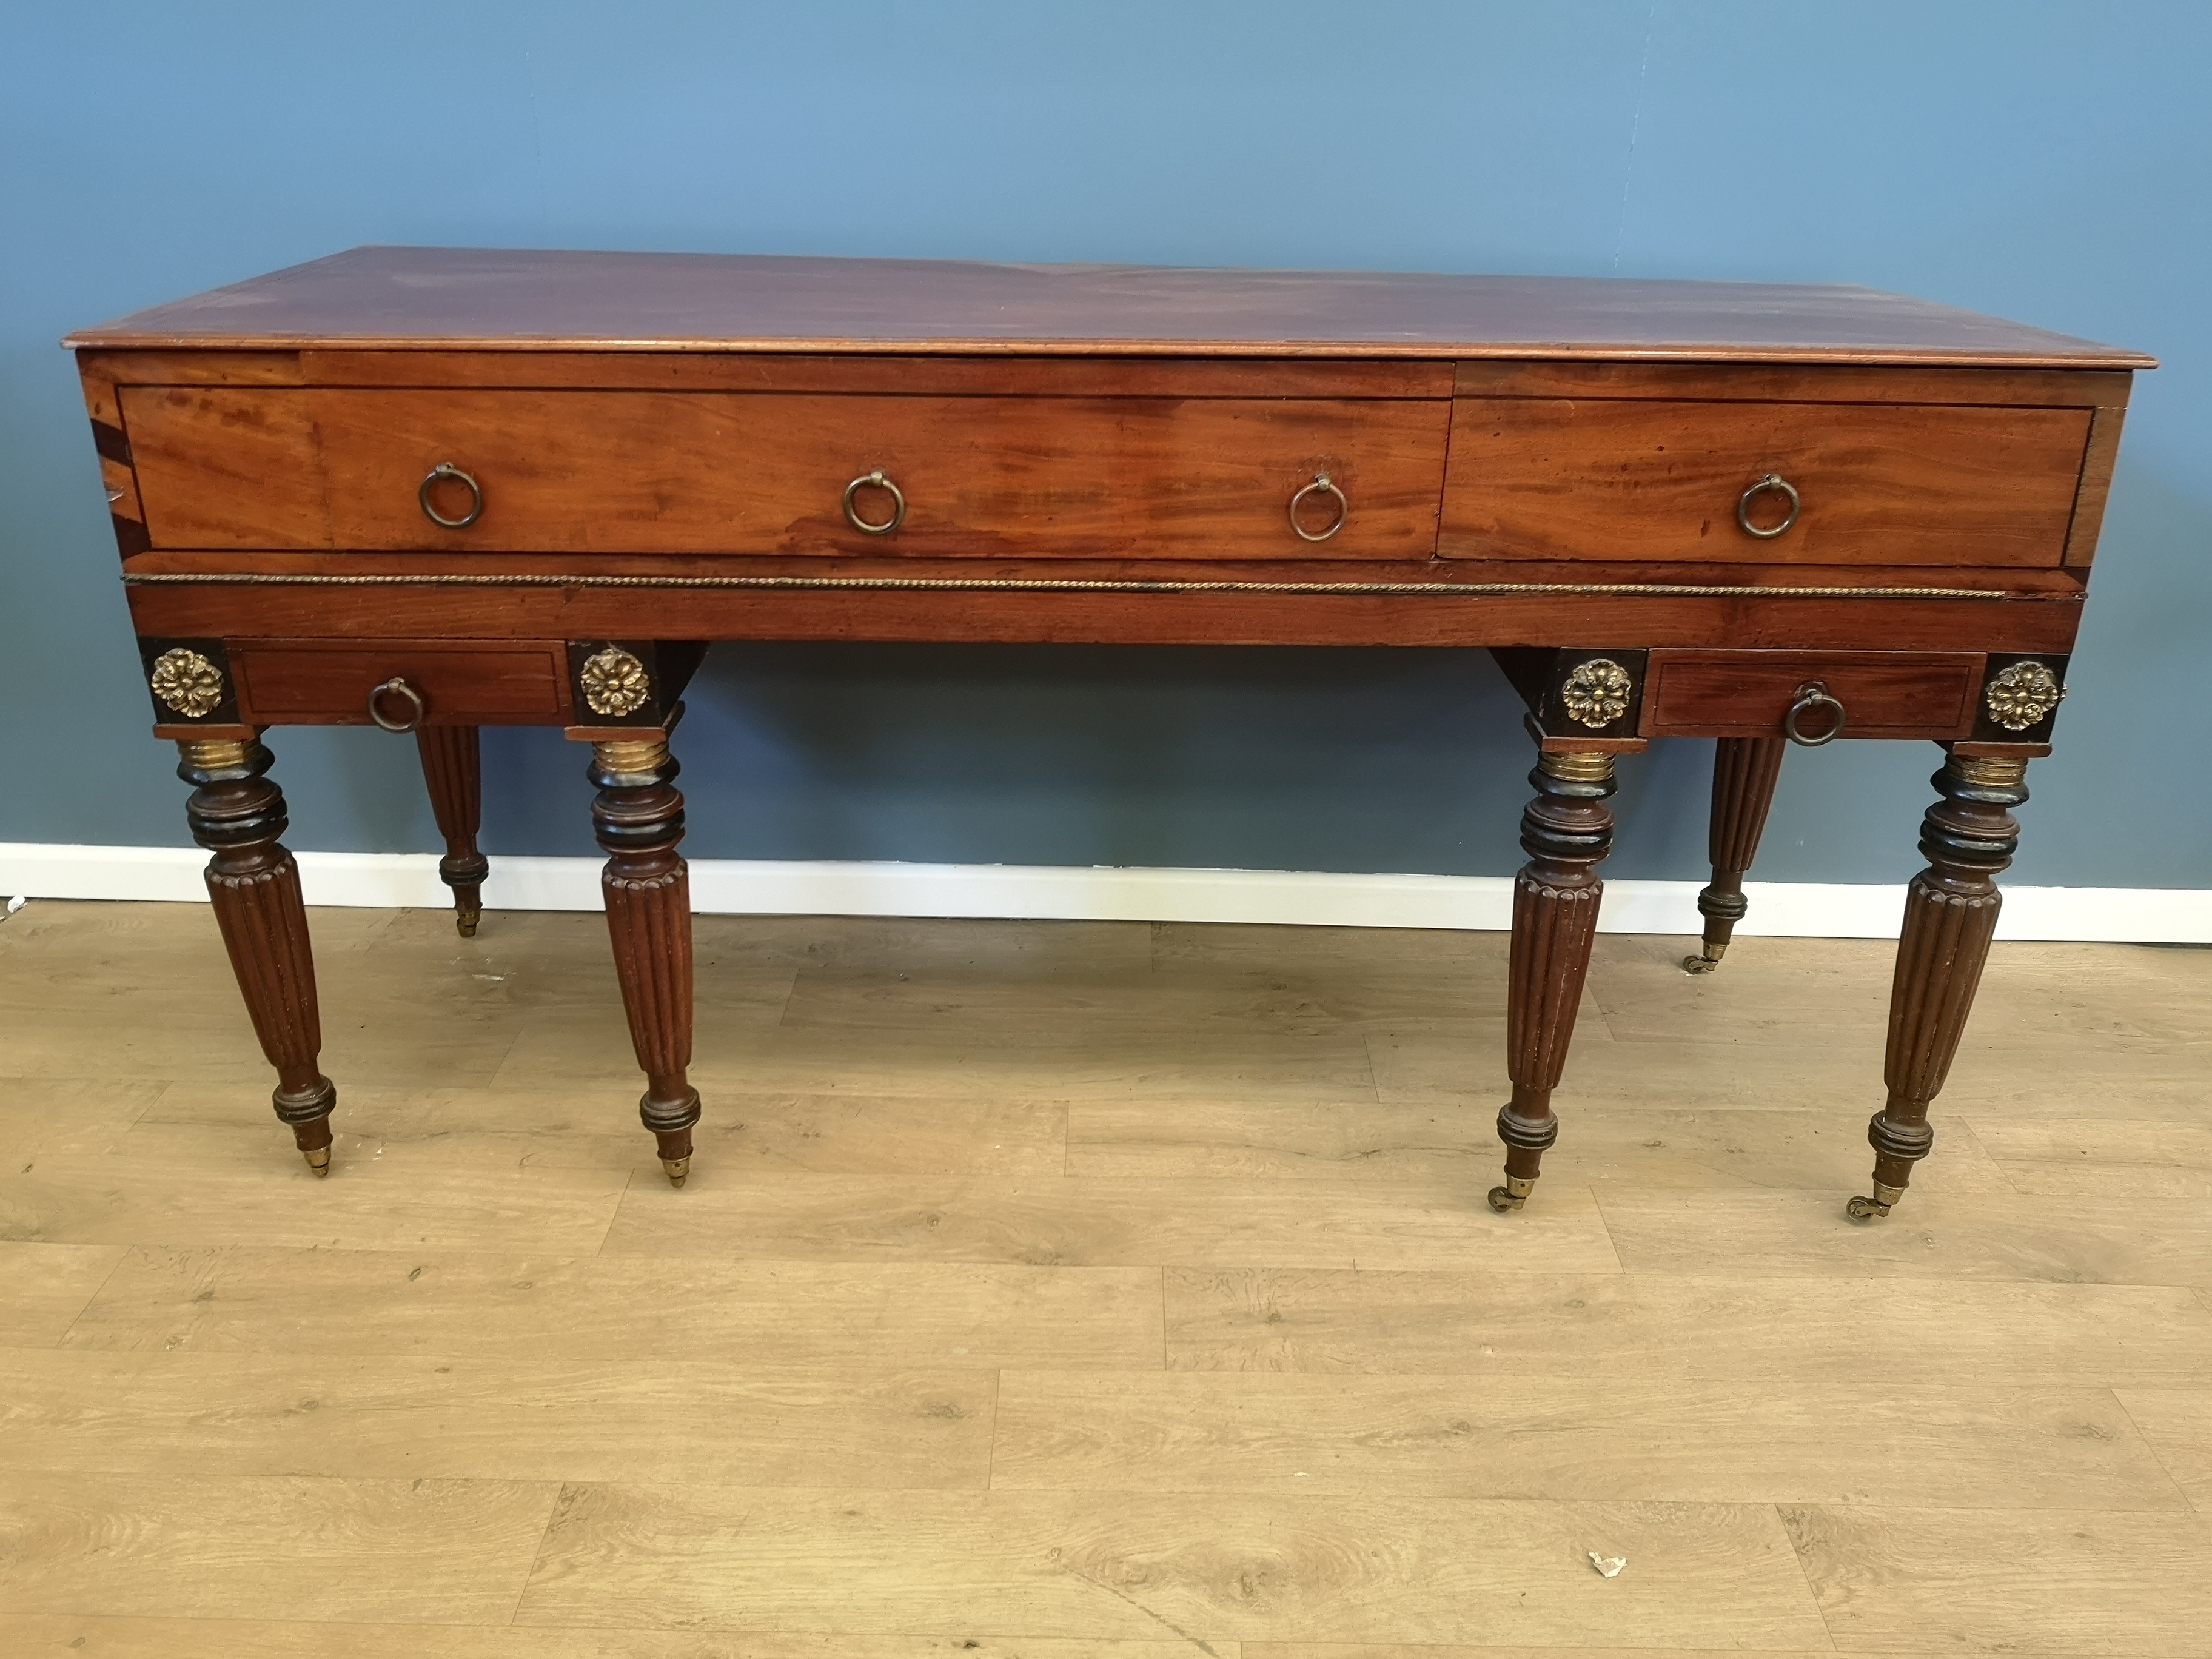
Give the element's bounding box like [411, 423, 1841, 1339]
[1441, 397, 2092, 567]
[120, 388, 1452, 560]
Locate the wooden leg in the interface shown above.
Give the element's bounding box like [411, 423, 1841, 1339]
[1492, 748, 1618, 1214]
[415, 725, 489, 936]
[1850, 749, 2029, 1221]
[588, 732, 700, 1188]
[176, 737, 337, 1176]
[1684, 736, 1787, 973]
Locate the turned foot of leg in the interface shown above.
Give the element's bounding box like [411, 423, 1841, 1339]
[178, 737, 339, 1175]
[1497, 748, 1618, 1213]
[645, 1075, 700, 1188]
[417, 726, 489, 937]
[1683, 737, 1786, 974]
[1853, 749, 2027, 1220]
[587, 732, 703, 1187]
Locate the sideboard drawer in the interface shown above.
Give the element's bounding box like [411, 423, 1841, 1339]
[230, 639, 571, 726]
[122, 387, 1450, 560]
[1641, 650, 1982, 739]
[1440, 398, 2091, 567]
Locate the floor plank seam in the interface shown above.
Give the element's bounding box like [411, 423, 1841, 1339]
[1583, 1181, 1632, 1274]
[590, 1168, 639, 1255]
[1158, 1265, 1170, 1372]
[1774, 1500, 1848, 1654]
[46, 1244, 136, 1350]
[504, 1479, 578, 1627]
[2110, 1386, 2205, 1516]
[984, 1367, 1003, 1492]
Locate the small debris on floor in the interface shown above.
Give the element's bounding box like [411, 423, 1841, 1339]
[1587, 1553, 1627, 1578]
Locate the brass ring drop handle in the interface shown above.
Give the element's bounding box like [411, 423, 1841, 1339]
[1737, 472, 1801, 539]
[1289, 471, 1348, 542]
[367, 676, 427, 734]
[843, 469, 907, 535]
[418, 462, 483, 529]
[1783, 680, 1845, 747]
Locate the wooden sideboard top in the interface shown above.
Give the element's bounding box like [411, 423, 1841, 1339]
[67, 246, 2153, 369]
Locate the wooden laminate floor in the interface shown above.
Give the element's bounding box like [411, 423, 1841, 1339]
[2, 897, 2210, 1657]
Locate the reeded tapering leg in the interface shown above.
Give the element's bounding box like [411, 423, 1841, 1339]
[415, 725, 489, 936]
[1849, 751, 2029, 1221]
[588, 732, 700, 1188]
[1492, 748, 1618, 1214]
[1684, 736, 1786, 973]
[176, 737, 337, 1176]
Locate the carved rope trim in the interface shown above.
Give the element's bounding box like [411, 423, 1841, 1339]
[121, 572, 2013, 600]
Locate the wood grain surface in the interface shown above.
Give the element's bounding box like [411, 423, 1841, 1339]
[1640, 649, 1981, 739]
[1439, 397, 2090, 566]
[230, 638, 570, 725]
[3, 899, 2208, 1655]
[121, 386, 1452, 560]
[64, 247, 2153, 366]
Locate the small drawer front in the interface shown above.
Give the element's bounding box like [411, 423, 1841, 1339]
[121, 387, 1452, 560]
[230, 640, 570, 726]
[1641, 651, 1982, 739]
[1441, 398, 2090, 568]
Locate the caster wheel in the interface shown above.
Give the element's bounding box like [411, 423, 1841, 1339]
[1681, 953, 1719, 974]
[1846, 1194, 1890, 1222]
[1487, 1185, 1521, 1214]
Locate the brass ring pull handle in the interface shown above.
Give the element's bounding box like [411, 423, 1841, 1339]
[1783, 680, 1846, 746]
[1737, 473, 1801, 539]
[1289, 471, 1348, 542]
[418, 463, 483, 529]
[367, 676, 427, 733]
[843, 469, 907, 535]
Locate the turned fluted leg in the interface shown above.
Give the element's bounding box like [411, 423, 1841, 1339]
[1492, 748, 1618, 1214]
[588, 732, 700, 1188]
[1684, 736, 1786, 974]
[176, 737, 337, 1176]
[1849, 750, 2029, 1221]
[415, 725, 489, 936]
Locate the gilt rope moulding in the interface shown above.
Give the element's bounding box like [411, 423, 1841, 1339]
[64, 245, 2150, 1229]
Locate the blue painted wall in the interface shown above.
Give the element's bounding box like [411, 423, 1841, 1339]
[4, 2, 2207, 887]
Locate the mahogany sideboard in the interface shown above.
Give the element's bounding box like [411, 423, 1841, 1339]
[66, 247, 2151, 1219]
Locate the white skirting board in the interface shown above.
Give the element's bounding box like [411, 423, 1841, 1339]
[2, 842, 2207, 943]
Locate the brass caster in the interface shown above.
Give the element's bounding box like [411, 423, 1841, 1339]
[1487, 1175, 1534, 1214]
[455, 911, 480, 939]
[302, 1144, 332, 1178]
[1681, 952, 1720, 974]
[1847, 1178, 1905, 1222]
[661, 1156, 691, 1189]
